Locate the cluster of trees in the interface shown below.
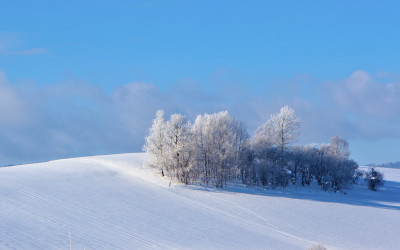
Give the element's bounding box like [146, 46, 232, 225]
[243, 139, 358, 192]
[143, 110, 248, 187]
[144, 106, 360, 192]
[351, 167, 385, 191]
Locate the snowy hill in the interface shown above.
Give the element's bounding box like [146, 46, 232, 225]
[1, 153, 399, 249]
[369, 161, 400, 169]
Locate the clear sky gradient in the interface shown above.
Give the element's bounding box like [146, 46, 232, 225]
[1, 1, 399, 165]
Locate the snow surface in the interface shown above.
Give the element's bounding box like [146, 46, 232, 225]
[1, 153, 399, 249]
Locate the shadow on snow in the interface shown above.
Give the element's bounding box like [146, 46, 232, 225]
[180, 180, 400, 211]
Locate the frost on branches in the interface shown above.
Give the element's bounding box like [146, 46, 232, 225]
[143, 110, 166, 176]
[254, 105, 300, 153]
[144, 106, 361, 192]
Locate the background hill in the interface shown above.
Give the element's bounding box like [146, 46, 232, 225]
[369, 161, 400, 169]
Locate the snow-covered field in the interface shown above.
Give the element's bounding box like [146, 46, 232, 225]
[1, 153, 399, 249]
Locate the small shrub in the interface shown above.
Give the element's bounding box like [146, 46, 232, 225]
[365, 167, 384, 191]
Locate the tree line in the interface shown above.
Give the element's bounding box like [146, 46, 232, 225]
[144, 106, 369, 192]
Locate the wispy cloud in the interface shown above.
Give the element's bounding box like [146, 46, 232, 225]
[4, 47, 47, 55]
[324, 70, 400, 122]
[0, 32, 47, 56]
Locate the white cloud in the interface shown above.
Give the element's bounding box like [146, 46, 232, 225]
[321, 70, 400, 138]
[332, 71, 400, 119]
[0, 71, 29, 127]
[0, 69, 399, 165]
[0, 75, 188, 165]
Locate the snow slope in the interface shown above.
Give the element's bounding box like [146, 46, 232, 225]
[1, 153, 399, 249]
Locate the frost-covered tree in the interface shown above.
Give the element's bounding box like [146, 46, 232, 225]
[143, 110, 166, 176]
[316, 136, 355, 191]
[269, 106, 301, 153]
[253, 120, 274, 150]
[145, 110, 250, 186]
[286, 146, 307, 185]
[209, 112, 235, 187]
[329, 136, 350, 159]
[191, 111, 248, 187]
[191, 113, 214, 185]
[231, 119, 249, 169]
[164, 113, 193, 184]
[251, 106, 300, 188]
[329, 157, 358, 192]
[143, 108, 360, 192]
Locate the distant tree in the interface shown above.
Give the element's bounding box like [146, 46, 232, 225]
[254, 106, 300, 154]
[270, 106, 301, 154]
[238, 148, 255, 186]
[329, 136, 350, 159]
[329, 158, 358, 192]
[253, 121, 274, 151]
[251, 106, 300, 188]
[365, 167, 384, 191]
[307, 244, 327, 250]
[231, 119, 250, 174]
[288, 146, 314, 185]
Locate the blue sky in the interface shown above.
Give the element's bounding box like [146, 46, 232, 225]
[1, 1, 400, 165]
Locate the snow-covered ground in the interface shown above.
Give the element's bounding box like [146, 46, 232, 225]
[1, 153, 399, 249]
